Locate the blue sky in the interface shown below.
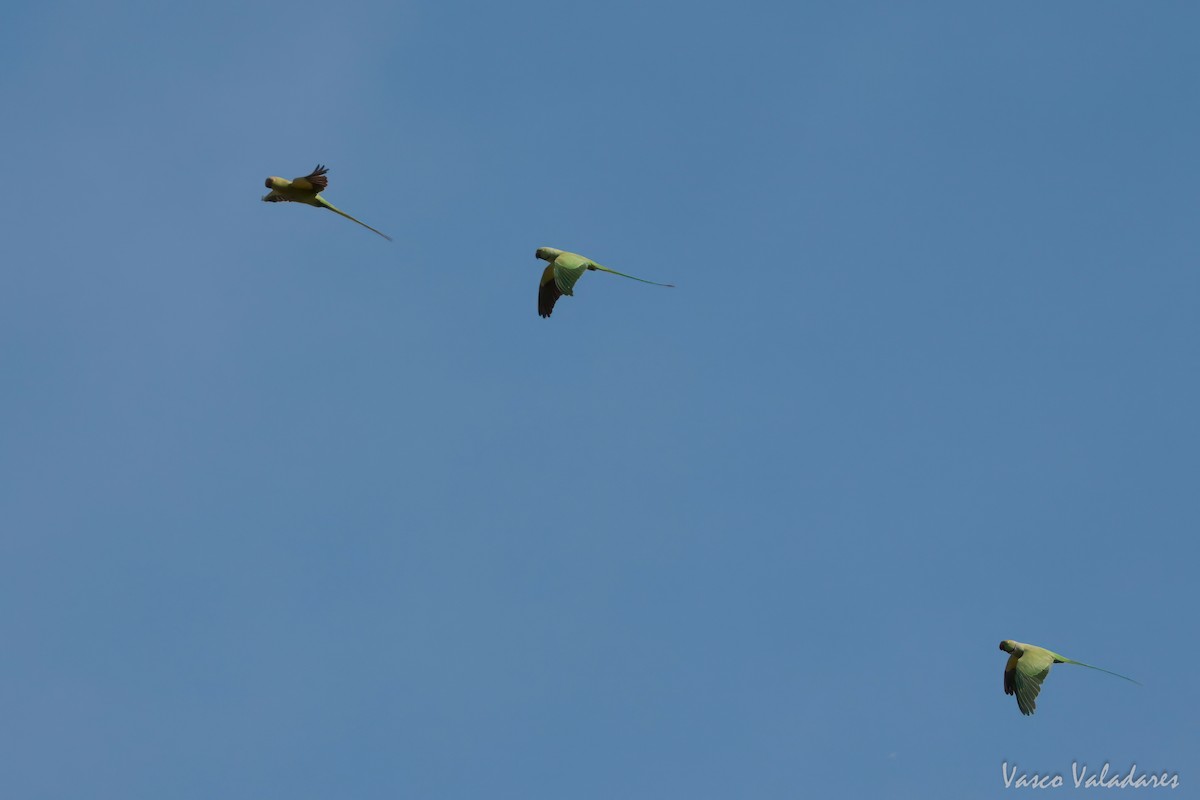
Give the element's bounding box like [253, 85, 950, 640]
[2, 2, 1197, 797]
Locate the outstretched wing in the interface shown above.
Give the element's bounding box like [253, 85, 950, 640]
[1005, 648, 1055, 715]
[538, 264, 563, 318]
[552, 251, 592, 297]
[290, 164, 329, 193]
[262, 190, 289, 203]
[537, 254, 590, 318]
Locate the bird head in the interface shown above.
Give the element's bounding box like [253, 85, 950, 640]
[535, 247, 563, 262]
[999, 640, 1021, 655]
[265, 176, 288, 190]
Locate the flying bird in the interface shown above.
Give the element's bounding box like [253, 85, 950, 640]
[262, 165, 392, 240]
[998, 639, 1139, 716]
[535, 247, 674, 318]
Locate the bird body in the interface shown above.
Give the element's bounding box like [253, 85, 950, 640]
[262, 165, 392, 240]
[535, 247, 673, 318]
[999, 639, 1139, 716]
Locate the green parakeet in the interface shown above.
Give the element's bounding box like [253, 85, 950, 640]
[999, 640, 1139, 715]
[262, 165, 392, 241]
[535, 247, 674, 318]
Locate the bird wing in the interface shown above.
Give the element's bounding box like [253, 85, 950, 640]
[1006, 647, 1055, 715]
[290, 164, 330, 193]
[538, 264, 563, 318]
[551, 252, 593, 296]
[262, 190, 289, 203]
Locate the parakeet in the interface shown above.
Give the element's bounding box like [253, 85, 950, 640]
[999, 640, 1139, 715]
[262, 165, 392, 241]
[535, 247, 674, 318]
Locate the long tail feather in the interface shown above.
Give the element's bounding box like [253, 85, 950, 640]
[1064, 659, 1142, 685]
[318, 197, 393, 241]
[591, 264, 674, 288]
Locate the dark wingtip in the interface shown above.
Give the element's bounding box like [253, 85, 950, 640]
[538, 278, 561, 317]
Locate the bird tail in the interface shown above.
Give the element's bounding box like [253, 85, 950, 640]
[590, 264, 675, 288]
[1062, 659, 1142, 685]
[317, 197, 393, 241]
